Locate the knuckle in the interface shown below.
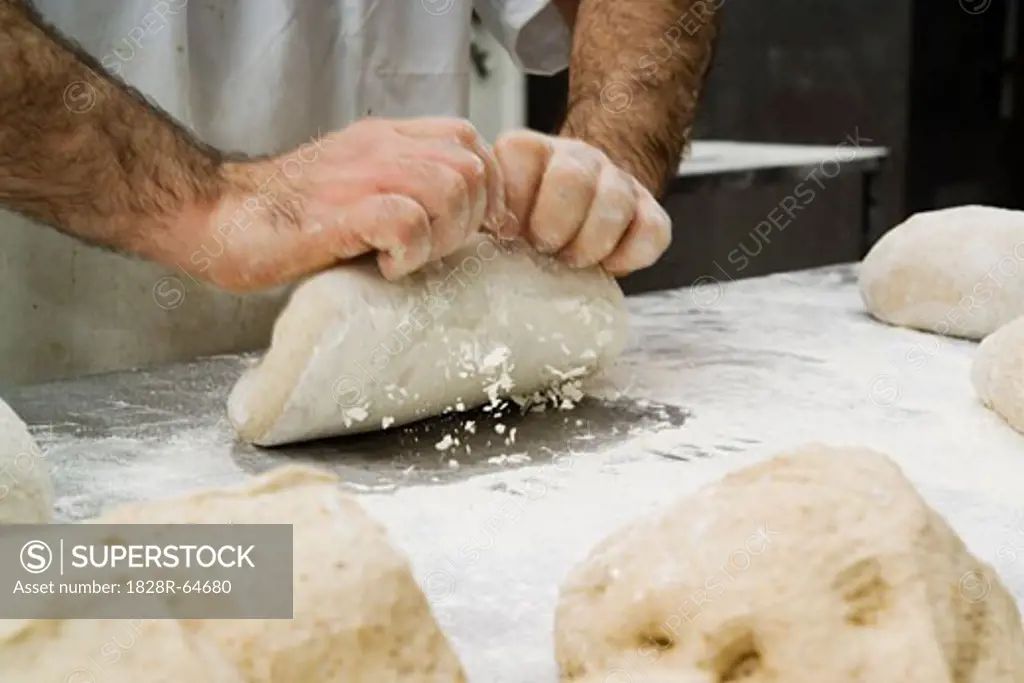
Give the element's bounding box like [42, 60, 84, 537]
[563, 137, 603, 159]
[494, 134, 522, 159]
[582, 143, 608, 167]
[599, 182, 637, 221]
[450, 120, 481, 145]
[498, 129, 546, 156]
[608, 166, 636, 194]
[646, 202, 672, 245]
[372, 195, 424, 238]
[545, 164, 586, 193]
[435, 166, 469, 204]
[554, 152, 602, 183]
[392, 209, 429, 244]
[378, 193, 415, 219]
[458, 152, 487, 186]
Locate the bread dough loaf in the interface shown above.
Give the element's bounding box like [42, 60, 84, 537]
[556, 444, 1024, 683]
[0, 596, 245, 683]
[0, 396, 52, 523]
[972, 314, 1024, 433]
[227, 234, 628, 446]
[859, 205, 1024, 339]
[96, 465, 467, 683]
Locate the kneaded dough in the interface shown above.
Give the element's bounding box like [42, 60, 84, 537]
[0, 395, 53, 523]
[96, 465, 467, 683]
[972, 314, 1024, 433]
[556, 444, 1024, 683]
[860, 205, 1024, 339]
[0, 595, 245, 683]
[228, 234, 628, 445]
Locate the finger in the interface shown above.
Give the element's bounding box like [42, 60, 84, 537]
[403, 140, 488, 253]
[494, 130, 550, 242]
[525, 142, 603, 254]
[600, 185, 672, 276]
[394, 117, 508, 234]
[372, 158, 473, 261]
[335, 194, 433, 280]
[558, 165, 637, 268]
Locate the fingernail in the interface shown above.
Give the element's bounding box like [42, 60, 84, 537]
[492, 211, 520, 242]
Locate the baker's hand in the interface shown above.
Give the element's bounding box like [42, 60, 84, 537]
[493, 130, 671, 276]
[177, 117, 508, 292]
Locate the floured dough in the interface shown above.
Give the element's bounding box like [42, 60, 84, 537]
[95, 465, 467, 683]
[860, 205, 1024, 339]
[0, 595, 245, 683]
[972, 314, 1024, 433]
[556, 444, 1024, 683]
[227, 234, 628, 445]
[0, 395, 52, 523]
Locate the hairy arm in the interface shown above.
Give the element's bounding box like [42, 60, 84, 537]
[0, 0, 230, 262]
[553, 0, 719, 196]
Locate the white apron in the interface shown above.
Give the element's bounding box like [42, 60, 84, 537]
[0, 0, 569, 383]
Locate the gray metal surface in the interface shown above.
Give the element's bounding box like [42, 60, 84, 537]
[9, 358, 688, 520]
[679, 140, 888, 176]
[8, 263, 1024, 683]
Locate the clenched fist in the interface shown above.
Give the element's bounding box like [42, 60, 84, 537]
[494, 130, 671, 276]
[173, 117, 508, 292]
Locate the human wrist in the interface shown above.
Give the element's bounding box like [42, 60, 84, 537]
[125, 154, 235, 280]
[560, 104, 673, 197]
[154, 156, 303, 289]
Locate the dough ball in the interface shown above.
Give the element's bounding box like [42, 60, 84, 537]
[95, 465, 467, 683]
[0, 596, 245, 683]
[555, 444, 1024, 683]
[859, 205, 1024, 339]
[972, 314, 1024, 433]
[0, 396, 53, 523]
[227, 234, 628, 446]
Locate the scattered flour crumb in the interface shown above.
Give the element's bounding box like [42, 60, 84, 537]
[481, 346, 511, 369]
[487, 453, 532, 466]
[342, 406, 368, 427]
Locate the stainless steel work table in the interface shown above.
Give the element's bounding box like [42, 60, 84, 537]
[10, 264, 1024, 683]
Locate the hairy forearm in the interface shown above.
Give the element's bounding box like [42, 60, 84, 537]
[0, 0, 228, 260]
[557, 0, 720, 196]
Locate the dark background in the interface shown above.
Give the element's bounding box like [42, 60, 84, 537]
[525, 0, 1021, 294]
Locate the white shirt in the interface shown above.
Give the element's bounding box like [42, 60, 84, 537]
[0, 0, 570, 383]
[34, 0, 571, 153]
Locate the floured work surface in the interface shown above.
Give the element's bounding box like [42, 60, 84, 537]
[9, 358, 689, 518]
[9, 263, 1024, 683]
